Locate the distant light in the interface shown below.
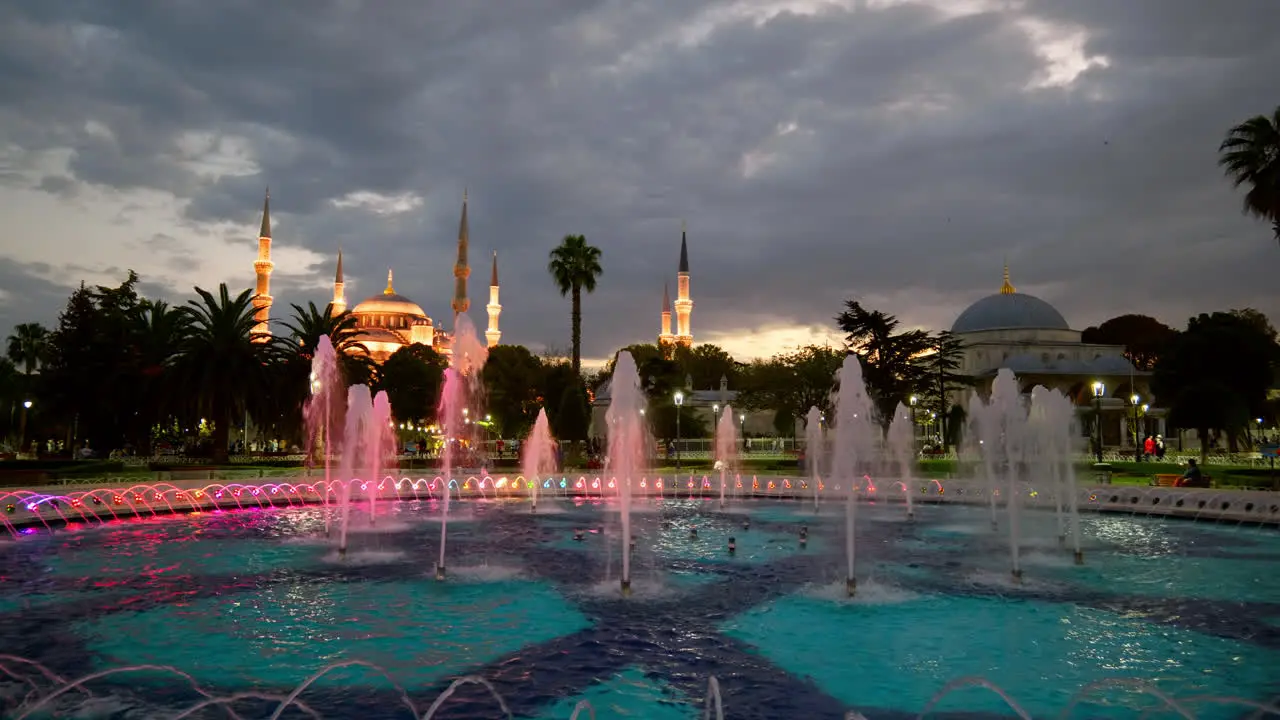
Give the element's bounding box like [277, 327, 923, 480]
[22, 400, 32, 409]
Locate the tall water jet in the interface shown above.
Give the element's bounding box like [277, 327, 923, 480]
[436, 314, 490, 581]
[979, 369, 1026, 582]
[368, 391, 393, 524]
[805, 406, 824, 512]
[714, 404, 737, 510]
[522, 408, 556, 512]
[605, 351, 648, 596]
[1042, 390, 1084, 563]
[831, 356, 876, 597]
[968, 393, 999, 531]
[336, 384, 374, 559]
[887, 402, 916, 520]
[304, 335, 346, 535]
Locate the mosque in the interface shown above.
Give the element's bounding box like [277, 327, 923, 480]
[590, 248, 1167, 452]
[948, 265, 1167, 445]
[249, 190, 503, 362]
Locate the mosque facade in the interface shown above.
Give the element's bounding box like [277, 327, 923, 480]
[249, 190, 503, 362]
[949, 265, 1167, 445]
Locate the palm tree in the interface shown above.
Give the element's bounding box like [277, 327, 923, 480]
[132, 300, 190, 453]
[171, 284, 283, 463]
[548, 234, 603, 376]
[280, 302, 373, 384]
[6, 322, 50, 376]
[1218, 106, 1280, 244]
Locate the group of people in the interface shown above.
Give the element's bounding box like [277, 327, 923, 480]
[1140, 434, 1168, 461]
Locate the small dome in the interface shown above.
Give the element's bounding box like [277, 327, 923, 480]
[951, 293, 1069, 334]
[351, 292, 430, 320]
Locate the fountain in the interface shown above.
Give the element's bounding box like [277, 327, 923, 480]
[967, 369, 1081, 582]
[805, 406, 823, 512]
[605, 351, 648, 596]
[715, 404, 737, 509]
[886, 402, 916, 520]
[368, 391, 393, 524]
[436, 314, 490, 581]
[303, 335, 346, 535]
[968, 392, 1000, 531]
[830, 355, 876, 597]
[971, 369, 1026, 582]
[333, 384, 391, 559]
[522, 408, 557, 513]
[1039, 388, 1085, 563]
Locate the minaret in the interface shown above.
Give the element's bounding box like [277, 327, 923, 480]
[251, 188, 274, 340]
[451, 189, 471, 320]
[329, 250, 347, 315]
[485, 251, 502, 347]
[658, 281, 675, 348]
[673, 221, 693, 346]
[1000, 261, 1016, 295]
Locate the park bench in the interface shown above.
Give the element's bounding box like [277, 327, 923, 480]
[1153, 473, 1213, 488]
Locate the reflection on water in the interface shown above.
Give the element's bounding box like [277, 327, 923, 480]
[1, 498, 1278, 719]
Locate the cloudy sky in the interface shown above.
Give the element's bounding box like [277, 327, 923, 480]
[1, 0, 1277, 369]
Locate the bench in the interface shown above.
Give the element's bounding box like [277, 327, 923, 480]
[1153, 474, 1213, 488]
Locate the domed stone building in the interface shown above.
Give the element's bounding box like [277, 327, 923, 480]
[346, 270, 446, 362]
[951, 266, 1166, 445]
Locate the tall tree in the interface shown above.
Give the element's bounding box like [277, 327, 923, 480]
[281, 302, 375, 387]
[919, 331, 973, 452]
[41, 273, 145, 451]
[171, 284, 283, 463]
[1218, 106, 1280, 245]
[377, 344, 447, 426]
[836, 301, 932, 426]
[734, 345, 844, 424]
[673, 343, 738, 390]
[1080, 314, 1179, 371]
[547, 234, 603, 376]
[1153, 310, 1279, 458]
[482, 344, 546, 438]
[5, 322, 50, 376]
[131, 300, 190, 453]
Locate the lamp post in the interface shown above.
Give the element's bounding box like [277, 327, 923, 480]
[1130, 394, 1142, 462]
[740, 413, 746, 453]
[674, 391, 684, 471]
[1091, 381, 1106, 463]
[19, 400, 32, 454]
[909, 395, 918, 450]
[713, 403, 720, 429]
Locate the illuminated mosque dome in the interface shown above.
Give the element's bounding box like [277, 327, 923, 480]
[349, 270, 440, 361]
[950, 266, 1069, 334]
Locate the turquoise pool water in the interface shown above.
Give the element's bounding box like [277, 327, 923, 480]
[1, 497, 1277, 719]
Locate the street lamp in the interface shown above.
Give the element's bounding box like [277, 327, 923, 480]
[909, 395, 919, 449]
[1129, 393, 1141, 462]
[713, 403, 720, 429]
[674, 391, 685, 471]
[19, 400, 32, 454]
[739, 413, 746, 453]
[1091, 381, 1106, 463]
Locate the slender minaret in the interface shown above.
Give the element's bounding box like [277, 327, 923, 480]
[658, 281, 675, 347]
[1000, 260, 1016, 295]
[451, 190, 471, 320]
[673, 221, 693, 346]
[485, 251, 502, 347]
[329, 249, 347, 315]
[251, 188, 274, 340]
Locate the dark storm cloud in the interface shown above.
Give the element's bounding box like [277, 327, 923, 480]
[0, 0, 1276, 357]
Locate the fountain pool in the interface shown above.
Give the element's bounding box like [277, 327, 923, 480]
[1, 495, 1278, 719]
